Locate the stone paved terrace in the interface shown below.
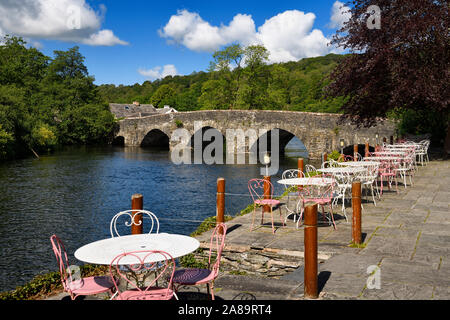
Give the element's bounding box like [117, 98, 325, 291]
[193, 158, 450, 300]
[46, 158, 449, 301]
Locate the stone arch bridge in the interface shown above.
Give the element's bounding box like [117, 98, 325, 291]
[114, 110, 396, 160]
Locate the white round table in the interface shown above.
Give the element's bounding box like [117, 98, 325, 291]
[317, 167, 365, 174]
[373, 151, 408, 156]
[339, 161, 379, 167]
[277, 177, 334, 187]
[363, 156, 403, 161]
[75, 233, 200, 265]
[386, 144, 418, 148]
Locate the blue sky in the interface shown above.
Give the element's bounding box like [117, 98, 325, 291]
[0, 1, 350, 85]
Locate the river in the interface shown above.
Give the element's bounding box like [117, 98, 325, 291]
[0, 139, 314, 292]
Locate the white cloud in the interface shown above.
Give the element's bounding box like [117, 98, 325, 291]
[81, 29, 128, 46]
[256, 10, 331, 63]
[159, 9, 333, 63]
[0, 0, 128, 46]
[329, 1, 352, 29]
[138, 65, 178, 80]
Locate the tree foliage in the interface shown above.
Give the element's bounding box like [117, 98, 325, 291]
[98, 45, 346, 114]
[0, 36, 116, 160]
[326, 0, 449, 139]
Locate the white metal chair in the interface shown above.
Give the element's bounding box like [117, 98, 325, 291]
[305, 164, 317, 177]
[110, 210, 160, 237]
[394, 154, 415, 188]
[358, 163, 380, 205]
[416, 140, 430, 166]
[109, 210, 161, 293]
[321, 160, 339, 169]
[354, 152, 363, 161]
[331, 171, 352, 221]
[281, 169, 304, 224]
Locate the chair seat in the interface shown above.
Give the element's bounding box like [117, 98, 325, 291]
[66, 276, 114, 296]
[172, 268, 215, 285]
[115, 287, 174, 300]
[301, 198, 332, 205]
[380, 172, 395, 176]
[254, 199, 280, 205]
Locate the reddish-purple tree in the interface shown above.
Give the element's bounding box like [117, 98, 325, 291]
[326, 0, 449, 147]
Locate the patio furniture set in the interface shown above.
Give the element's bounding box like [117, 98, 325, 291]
[248, 139, 430, 234]
[50, 212, 227, 301]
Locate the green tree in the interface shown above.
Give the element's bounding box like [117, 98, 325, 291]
[209, 44, 245, 109]
[40, 46, 115, 145]
[241, 45, 270, 109]
[198, 79, 229, 110]
[0, 124, 14, 159]
[0, 37, 116, 159]
[150, 84, 176, 108]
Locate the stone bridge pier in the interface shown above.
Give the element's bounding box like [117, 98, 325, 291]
[114, 110, 396, 160]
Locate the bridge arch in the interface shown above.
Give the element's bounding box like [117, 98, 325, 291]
[112, 136, 125, 146]
[251, 128, 310, 160]
[141, 129, 170, 150]
[188, 126, 225, 150]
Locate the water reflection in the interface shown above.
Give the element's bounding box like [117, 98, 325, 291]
[0, 138, 314, 291]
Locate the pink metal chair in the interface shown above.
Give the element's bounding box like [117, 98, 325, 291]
[172, 223, 227, 300]
[109, 250, 176, 300]
[296, 176, 337, 230]
[50, 235, 115, 300]
[248, 178, 283, 234]
[378, 159, 399, 196]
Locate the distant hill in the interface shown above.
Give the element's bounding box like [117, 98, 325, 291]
[97, 53, 347, 114]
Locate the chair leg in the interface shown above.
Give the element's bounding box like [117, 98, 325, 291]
[296, 202, 305, 229]
[371, 184, 377, 206]
[270, 206, 275, 234]
[341, 192, 348, 222]
[250, 205, 256, 232]
[329, 203, 337, 230]
[380, 175, 384, 196]
[208, 282, 215, 300]
[261, 206, 264, 225]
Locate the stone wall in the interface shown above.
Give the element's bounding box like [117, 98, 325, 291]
[191, 242, 332, 278]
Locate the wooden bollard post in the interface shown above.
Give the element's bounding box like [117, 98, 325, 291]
[354, 144, 359, 160]
[131, 194, 143, 235]
[352, 181, 362, 244]
[390, 136, 394, 145]
[298, 158, 304, 175]
[304, 204, 318, 299]
[216, 178, 225, 234]
[322, 153, 328, 167]
[365, 142, 369, 157]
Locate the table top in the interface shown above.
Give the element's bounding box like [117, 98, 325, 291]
[363, 156, 403, 161]
[74, 233, 200, 265]
[385, 145, 418, 148]
[277, 177, 334, 186]
[339, 161, 379, 167]
[382, 149, 416, 153]
[373, 151, 408, 155]
[317, 167, 365, 174]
